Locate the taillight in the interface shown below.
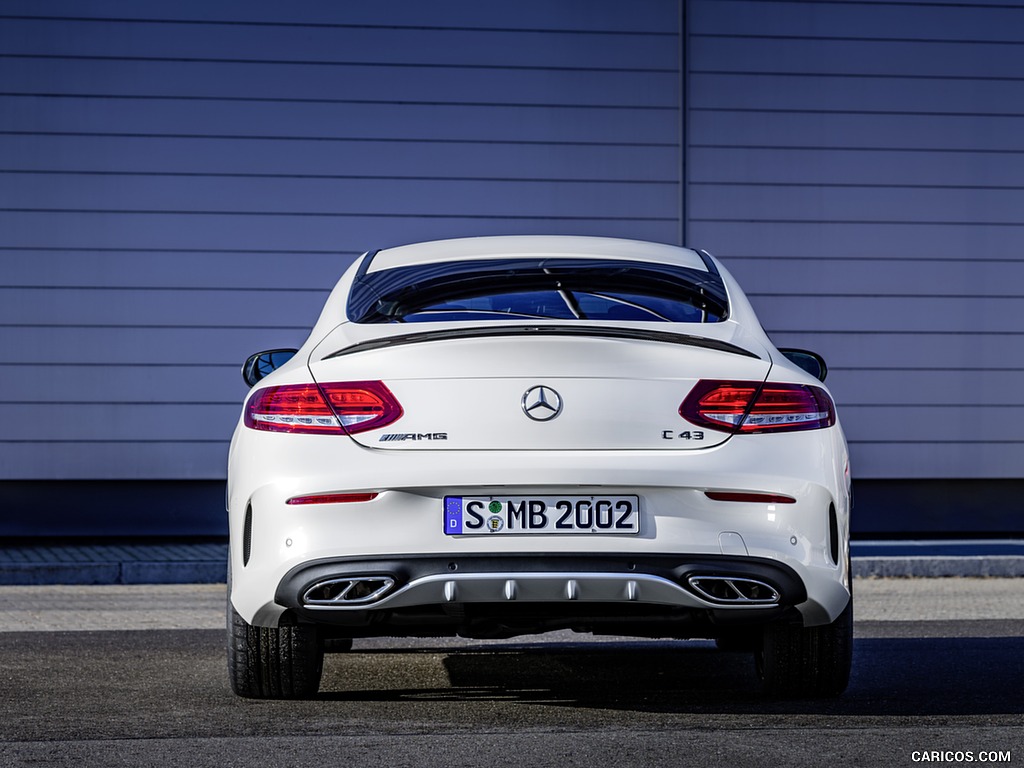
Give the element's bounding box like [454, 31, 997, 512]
[245, 381, 403, 435]
[320, 381, 403, 433]
[245, 384, 341, 434]
[680, 380, 835, 434]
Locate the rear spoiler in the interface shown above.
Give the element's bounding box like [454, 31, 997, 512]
[324, 324, 761, 360]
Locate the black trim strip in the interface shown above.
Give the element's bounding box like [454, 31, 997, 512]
[324, 324, 760, 360]
[696, 248, 720, 276]
[353, 249, 379, 280]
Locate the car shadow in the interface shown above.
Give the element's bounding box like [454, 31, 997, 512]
[319, 636, 1024, 716]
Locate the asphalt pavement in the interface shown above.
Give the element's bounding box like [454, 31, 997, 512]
[0, 578, 1021, 768]
[0, 577, 1023, 632]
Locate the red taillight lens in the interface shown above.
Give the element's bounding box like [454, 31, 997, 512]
[245, 384, 342, 434]
[680, 380, 835, 434]
[320, 381, 403, 433]
[682, 382, 760, 430]
[244, 381, 402, 435]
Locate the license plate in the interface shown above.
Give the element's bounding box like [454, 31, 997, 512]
[443, 495, 640, 535]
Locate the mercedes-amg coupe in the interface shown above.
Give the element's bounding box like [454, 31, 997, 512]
[227, 235, 852, 699]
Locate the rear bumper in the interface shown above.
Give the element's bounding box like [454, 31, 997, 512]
[228, 428, 851, 632]
[271, 553, 817, 640]
[280, 552, 805, 611]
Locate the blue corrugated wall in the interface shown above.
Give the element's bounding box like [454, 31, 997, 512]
[1, 0, 1022, 535]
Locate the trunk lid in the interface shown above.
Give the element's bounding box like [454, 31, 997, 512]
[308, 325, 771, 451]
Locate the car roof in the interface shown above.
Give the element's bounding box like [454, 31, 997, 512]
[365, 235, 710, 274]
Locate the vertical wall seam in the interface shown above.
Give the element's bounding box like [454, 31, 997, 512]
[679, 0, 688, 246]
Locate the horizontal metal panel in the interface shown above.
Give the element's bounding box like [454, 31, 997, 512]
[689, 220, 1024, 260]
[30, 247, 950, 293]
[828, 370, 1024, 408]
[0, 364, 247, 404]
[0, 98, 679, 145]
[0, 327, 311, 365]
[0, 175, 679, 219]
[691, 111, 1024, 152]
[724, 257, 1024, 297]
[0, 287, 328, 327]
[767, 332, 1024, 372]
[0, 134, 681, 181]
[5, 363, 1021, 412]
[4, 58, 678, 108]
[3, 250, 356, 290]
[690, 146, 1024, 187]
[691, 184, 1024, 224]
[6, 402, 1017, 473]
[690, 0, 1024, 41]
[849, 441, 1024, 480]
[0, 480, 228, 536]
[0, 442, 229, 480]
[842, 405, 1024, 443]
[0, 18, 678, 70]
[0, 2, 684, 487]
[0, 0, 677, 32]
[0, 211, 680, 251]
[751, 295, 1024, 334]
[691, 36, 1024, 79]
[0, 403, 238, 441]
[4, 419, 1022, 481]
[690, 73, 1024, 115]
[847, 0, 1024, 5]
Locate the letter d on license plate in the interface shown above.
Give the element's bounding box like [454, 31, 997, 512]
[444, 495, 639, 535]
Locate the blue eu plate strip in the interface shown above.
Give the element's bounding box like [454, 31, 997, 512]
[444, 497, 463, 534]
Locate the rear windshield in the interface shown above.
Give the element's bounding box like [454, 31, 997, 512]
[347, 258, 729, 324]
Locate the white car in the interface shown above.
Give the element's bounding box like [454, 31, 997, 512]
[227, 235, 852, 699]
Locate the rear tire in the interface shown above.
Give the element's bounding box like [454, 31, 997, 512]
[757, 596, 853, 698]
[227, 603, 324, 699]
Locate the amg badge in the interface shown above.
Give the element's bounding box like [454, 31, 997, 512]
[379, 432, 448, 442]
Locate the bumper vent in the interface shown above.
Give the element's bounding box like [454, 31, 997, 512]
[242, 504, 253, 567]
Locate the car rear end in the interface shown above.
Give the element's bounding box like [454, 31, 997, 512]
[227, 236, 852, 699]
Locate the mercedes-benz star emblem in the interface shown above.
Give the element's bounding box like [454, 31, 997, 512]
[522, 385, 563, 422]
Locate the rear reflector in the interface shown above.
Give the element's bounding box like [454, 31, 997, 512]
[286, 493, 379, 505]
[680, 380, 835, 434]
[705, 491, 796, 504]
[245, 381, 403, 435]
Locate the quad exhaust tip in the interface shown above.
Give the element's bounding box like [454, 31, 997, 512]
[687, 575, 780, 605]
[303, 576, 395, 606]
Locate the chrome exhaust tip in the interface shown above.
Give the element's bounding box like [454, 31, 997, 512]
[302, 576, 396, 606]
[687, 575, 781, 605]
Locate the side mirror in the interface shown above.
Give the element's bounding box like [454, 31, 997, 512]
[241, 349, 298, 388]
[779, 348, 828, 383]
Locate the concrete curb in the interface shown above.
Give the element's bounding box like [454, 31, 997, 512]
[0, 561, 228, 586]
[0, 543, 228, 586]
[1, 543, 1022, 585]
[852, 556, 1024, 579]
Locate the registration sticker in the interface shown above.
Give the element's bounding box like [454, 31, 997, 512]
[444, 495, 640, 535]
